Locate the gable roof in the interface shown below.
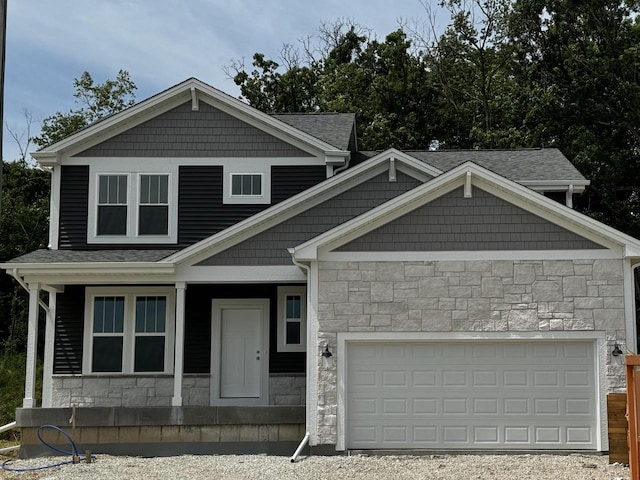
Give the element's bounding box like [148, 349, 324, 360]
[271, 113, 356, 151]
[163, 149, 438, 265]
[356, 148, 588, 189]
[292, 161, 640, 261]
[31, 78, 350, 164]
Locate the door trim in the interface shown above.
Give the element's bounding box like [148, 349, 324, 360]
[211, 298, 269, 406]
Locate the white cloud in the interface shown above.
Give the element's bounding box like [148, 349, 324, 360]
[2, 0, 442, 161]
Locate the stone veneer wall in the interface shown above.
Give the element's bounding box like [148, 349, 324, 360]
[51, 375, 305, 408]
[316, 259, 626, 444]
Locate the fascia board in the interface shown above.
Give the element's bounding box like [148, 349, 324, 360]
[293, 161, 640, 259]
[2, 262, 175, 277]
[165, 150, 441, 266]
[293, 169, 464, 258]
[377, 149, 443, 177]
[166, 160, 391, 265]
[31, 78, 344, 161]
[467, 168, 640, 252]
[33, 81, 196, 157]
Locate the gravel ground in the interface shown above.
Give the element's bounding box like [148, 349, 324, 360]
[0, 453, 630, 480]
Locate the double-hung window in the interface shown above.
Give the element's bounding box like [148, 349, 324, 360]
[89, 166, 177, 244]
[84, 287, 175, 374]
[97, 175, 128, 235]
[139, 174, 169, 235]
[277, 286, 306, 352]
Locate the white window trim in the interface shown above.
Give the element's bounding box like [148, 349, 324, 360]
[223, 164, 271, 204]
[87, 163, 178, 244]
[82, 286, 176, 374]
[277, 286, 307, 352]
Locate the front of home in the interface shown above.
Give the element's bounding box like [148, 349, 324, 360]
[3, 78, 639, 456]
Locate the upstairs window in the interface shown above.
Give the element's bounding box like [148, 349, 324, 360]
[97, 175, 128, 235]
[277, 286, 306, 352]
[88, 166, 177, 244]
[139, 174, 169, 235]
[231, 173, 263, 197]
[223, 166, 270, 204]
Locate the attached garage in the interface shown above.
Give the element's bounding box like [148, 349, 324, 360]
[345, 340, 599, 450]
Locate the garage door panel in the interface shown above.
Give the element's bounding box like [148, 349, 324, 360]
[347, 341, 597, 450]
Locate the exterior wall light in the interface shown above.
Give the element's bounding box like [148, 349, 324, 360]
[612, 344, 623, 357]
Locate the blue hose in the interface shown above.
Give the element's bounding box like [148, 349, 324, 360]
[1, 424, 97, 472]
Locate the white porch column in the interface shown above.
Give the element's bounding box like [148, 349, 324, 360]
[172, 282, 186, 406]
[41, 291, 57, 408]
[23, 283, 40, 408]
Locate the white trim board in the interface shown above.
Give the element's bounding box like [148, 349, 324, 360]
[32, 78, 345, 162]
[334, 331, 608, 452]
[164, 150, 438, 266]
[293, 162, 640, 261]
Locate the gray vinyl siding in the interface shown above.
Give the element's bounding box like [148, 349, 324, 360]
[178, 165, 327, 246]
[75, 102, 313, 158]
[337, 187, 605, 251]
[58, 166, 89, 249]
[198, 172, 423, 266]
[53, 286, 85, 375]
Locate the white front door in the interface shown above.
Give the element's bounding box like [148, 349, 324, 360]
[211, 299, 269, 405]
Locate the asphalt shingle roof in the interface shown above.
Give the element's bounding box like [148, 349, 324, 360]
[5, 249, 177, 264]
[271, 113, 355, 150]
[356, 148, 586, 182]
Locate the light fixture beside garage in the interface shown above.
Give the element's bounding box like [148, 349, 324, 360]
[321, 345, 333, 368]
[612, 343, 623, 356]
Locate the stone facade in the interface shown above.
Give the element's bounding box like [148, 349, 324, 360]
[316, 259, 627, 444]
[51, 375, 305, 408]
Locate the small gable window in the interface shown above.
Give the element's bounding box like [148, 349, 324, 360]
[277, 286, 306, 352]
[231, 173, 263, 197]
[97, 175, 128, 235]
[139, 174, 169, 235]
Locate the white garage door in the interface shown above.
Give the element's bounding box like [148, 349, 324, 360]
[347, 341, 597, 450]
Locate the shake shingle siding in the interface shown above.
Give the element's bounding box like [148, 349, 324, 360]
[75, 102, 312, 158]
[337, 187, 605, 251]
[58, 166, 89, 249]
[198, 172, 423, 265]
[53, 286, 85, 374]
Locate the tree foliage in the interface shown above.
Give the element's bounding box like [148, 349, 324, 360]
[230, 3, 640, 235]
[32, 70, 137, 149]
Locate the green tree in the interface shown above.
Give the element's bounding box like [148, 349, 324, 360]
[508, 0, 640, 235]
[32, 69, 136, 148]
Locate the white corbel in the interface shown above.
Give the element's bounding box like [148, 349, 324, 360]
[388, 157, 397, 182]
[191, 87, 199, 111]
[566, 184, 574, 208]
[464, 171, 473, 198]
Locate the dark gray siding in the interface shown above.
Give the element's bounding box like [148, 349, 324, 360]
[198, 172, 423, 265]
[178, 165, 326, 246]
[59, 166, 89, 249]
[337, 187, 605, 251]
[53, 286, 85, 374]
[271, 165, 327, 204]
[75, 102, 313, 158]
[184, 284, 304, 374]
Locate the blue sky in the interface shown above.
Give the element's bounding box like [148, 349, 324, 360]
[3, 0, 449, 162]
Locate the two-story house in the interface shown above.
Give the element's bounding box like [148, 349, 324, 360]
[3, 78, 640, 457]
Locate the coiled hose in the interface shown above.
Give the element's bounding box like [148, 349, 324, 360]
[1, 424, 96, 472]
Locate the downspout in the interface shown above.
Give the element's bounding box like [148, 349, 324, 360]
[331, 157, 351, 177]
[288, 249, 311, 462]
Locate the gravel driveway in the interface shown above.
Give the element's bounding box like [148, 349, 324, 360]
[0, 453, 630, 480]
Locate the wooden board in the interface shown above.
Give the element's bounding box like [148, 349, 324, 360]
[608, 393, 629, 465]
